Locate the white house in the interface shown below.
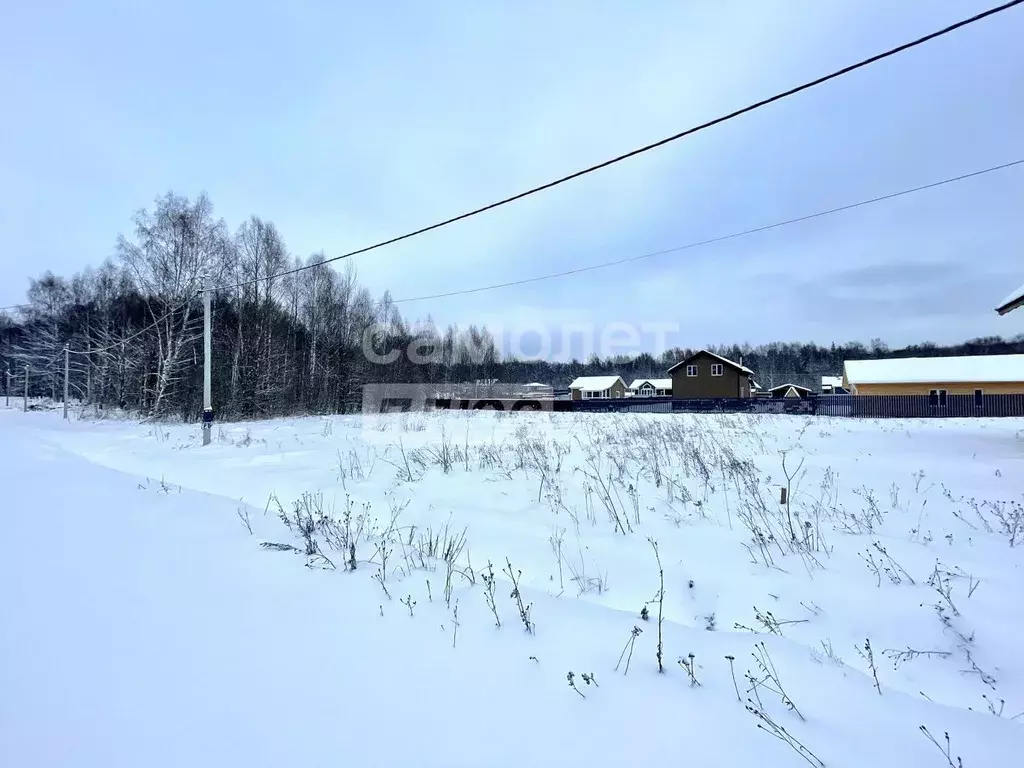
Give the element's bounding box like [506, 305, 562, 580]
[569, 375, 627, 401]
[628, 378, 672, 397]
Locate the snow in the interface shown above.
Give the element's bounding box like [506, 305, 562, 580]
[4, 406, 1024, 767]
[822, 376, 844, 388]
[568, 375, 623, 391]
[628, 378, 672, 390]
[845, 354, 1024, 385]
[996, 281, 1024, 313]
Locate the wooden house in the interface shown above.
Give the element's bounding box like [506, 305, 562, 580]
[843, 355, 1024, 401]
[668, 351, 754, 399]
[568, 376, 627, 401]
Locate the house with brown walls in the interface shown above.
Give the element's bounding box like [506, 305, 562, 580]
[568, 375, 627, 401]
[668, 350, 754, 399]
[843, 355, 1024, 402]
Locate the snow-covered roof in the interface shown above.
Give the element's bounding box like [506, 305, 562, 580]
[821, 376, 843, 388]
[522, 382, 550, 388]
[844, 355, 1024, 385]
[769, 382, 812, 393]
[667, 349, 753, 375]
[629, 378, 672, 390]
[569, 376, 623, 391]
[995, 281, 1024, 315]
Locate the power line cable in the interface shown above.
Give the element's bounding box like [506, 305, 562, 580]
[393, 158, 1024, 303]
[215, 0, 1022, 293]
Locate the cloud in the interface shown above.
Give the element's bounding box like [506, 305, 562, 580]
[1, 0, 1022, 355]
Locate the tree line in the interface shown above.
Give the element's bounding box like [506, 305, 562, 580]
[2, 191, 1021, 418]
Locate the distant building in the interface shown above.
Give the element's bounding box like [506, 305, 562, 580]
[519, 382, 554, 398]
[995, 281, 1024, 315]
[668, 350, 754, 399]
[821, 375, 846, 394]
[628, 378, 672, 397]
[768, 383, 813, 399]
[569, 376, 627, 401]
[843, 355, 1024, 401]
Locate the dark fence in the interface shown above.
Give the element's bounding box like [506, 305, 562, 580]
[572, 396, 674, 413]
[827, 393, 1024, 418]
[425, 393, 1024, 418]
[640, 394, 1023, 418]
[668, 397, 815, 415]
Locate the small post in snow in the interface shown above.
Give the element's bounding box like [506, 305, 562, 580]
[63, 344, 70, 420]
[202, 278, 213, 446]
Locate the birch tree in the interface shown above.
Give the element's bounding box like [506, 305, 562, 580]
[117, 192, 229, 415]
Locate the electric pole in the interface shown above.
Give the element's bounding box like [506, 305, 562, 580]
[202, 279, 213, 445]
[63, 344, 69, 420]
[23, 365, 28, 412]
[5, 364, 9, 407]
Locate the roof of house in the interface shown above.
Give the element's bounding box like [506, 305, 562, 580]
[775, 385, 805, 398]
[667, 349, 754, 375]
[629, 378, 672, 390]
[568, 375, 624, 390]
[769, 383, 813, 393]
[844, 355, 1024, 385]
[995, 281, 1024, 315]
[821, 376, 843, 388]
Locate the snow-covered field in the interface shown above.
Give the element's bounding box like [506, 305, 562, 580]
[3, 406, 1024, 767]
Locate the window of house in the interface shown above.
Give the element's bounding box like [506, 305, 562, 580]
[640, 384, 653, 396]
[974, 389, 984, 407]
[686, 364, 698, 377]
[929, 389, 948, 407]
[711, 363, 724, 376]
[656, 388, 667, 396]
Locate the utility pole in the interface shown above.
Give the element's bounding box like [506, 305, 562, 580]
[202, 279, 213, 446]
[5, 364, 9, 407]
[23, 365, 28, 412]
[63, 344, 70, 420]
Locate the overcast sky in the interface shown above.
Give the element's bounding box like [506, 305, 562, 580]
[1, 0, 1021, 358]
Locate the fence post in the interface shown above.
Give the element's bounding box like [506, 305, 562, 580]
[202, 279, 213, 446]
[63, 344, 70, 420]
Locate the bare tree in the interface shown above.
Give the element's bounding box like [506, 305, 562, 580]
[117, 192, 229, 415]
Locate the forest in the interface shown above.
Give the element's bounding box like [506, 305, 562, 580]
[2, 192, 1022, 419]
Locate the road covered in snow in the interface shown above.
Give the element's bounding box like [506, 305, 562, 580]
[3, 407, 1024, 767]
